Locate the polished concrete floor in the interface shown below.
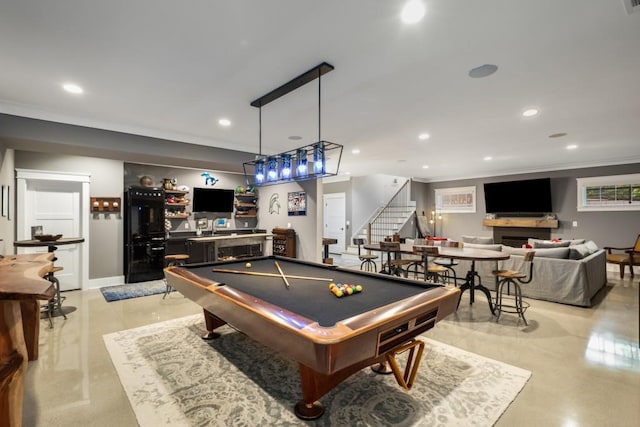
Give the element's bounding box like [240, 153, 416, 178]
[23, 269, 639, 426]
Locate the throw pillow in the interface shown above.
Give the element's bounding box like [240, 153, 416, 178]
[569, 244, 591, 260]
[463, 243, 503, 252]
[584, 240, 599, 253]
[503, 246, 528, 256]
[534, 247, 570, 259]
[567, 239, 586, 246]
[461, 235, 494, 244]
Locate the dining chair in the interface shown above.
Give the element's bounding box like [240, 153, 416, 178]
[378, 241, 412, 277]
[604, 234, 640, 279]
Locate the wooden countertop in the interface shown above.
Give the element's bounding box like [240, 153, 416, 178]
[0, 253, 56, 301]
[187, 233, 273, 242]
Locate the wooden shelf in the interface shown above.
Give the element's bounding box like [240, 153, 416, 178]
[165, 189, 188, 195]
[482, 218, 558, 228]
[166, 213, 189, 219]
[166, 202, 190, 206]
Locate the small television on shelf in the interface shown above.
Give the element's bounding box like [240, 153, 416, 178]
[192, 188, 235, 213]
[483, 178, 552, 214]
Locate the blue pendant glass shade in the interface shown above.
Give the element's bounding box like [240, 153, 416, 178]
[280, 154, 292, 180]
[296, 148, 308, 178]
[313, 142, 325, 174]
[266, 156, 278, 182]
[254, 159, 265, 184]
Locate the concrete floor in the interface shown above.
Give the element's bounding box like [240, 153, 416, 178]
[23, 269, 639, 426]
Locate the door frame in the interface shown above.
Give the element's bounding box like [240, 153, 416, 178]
[16, 169, 90, 290]
[323, 192, 346, 254]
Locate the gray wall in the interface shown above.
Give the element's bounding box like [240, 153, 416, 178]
[14, 150, 124, 279]
[414, 163, 640, 248]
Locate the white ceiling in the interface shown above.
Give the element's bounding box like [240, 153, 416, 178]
[1, 0, 639, 182]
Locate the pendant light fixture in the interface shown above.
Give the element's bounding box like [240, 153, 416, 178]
[243, 62, 343, 186]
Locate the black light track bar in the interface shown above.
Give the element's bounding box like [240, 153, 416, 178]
[250, 62, 334, 108]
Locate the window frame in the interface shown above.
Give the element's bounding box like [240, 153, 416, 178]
[576, 173, 640, 212]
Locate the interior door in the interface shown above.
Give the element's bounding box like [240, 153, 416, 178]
[323, 193, 346, 255]
[19, 180, 82, 291]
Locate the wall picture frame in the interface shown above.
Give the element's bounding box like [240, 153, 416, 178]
[287, 191, 307, 216]
[435, 186, 476, 213]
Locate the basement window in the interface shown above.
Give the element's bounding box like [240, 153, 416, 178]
[577, 174, 640, 211]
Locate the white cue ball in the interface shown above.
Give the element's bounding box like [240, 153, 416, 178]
[245, 262, 252, 268]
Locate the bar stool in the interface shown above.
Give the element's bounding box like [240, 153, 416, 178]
[42, 266, 67, 328]
[163, 254, 189, 298]
[492, 251, 535, 325]
[411, 245, 448, 283]
[433, 240, 460, 285]
[379, 241, 412, 277]
[353, 238, 378, 272]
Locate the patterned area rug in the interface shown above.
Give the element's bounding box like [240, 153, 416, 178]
[100, 280, 167, 302]
[104, 315, 531, 426]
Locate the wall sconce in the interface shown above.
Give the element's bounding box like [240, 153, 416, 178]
[254, 160, 265, 184]
[280, 154, 292, 180]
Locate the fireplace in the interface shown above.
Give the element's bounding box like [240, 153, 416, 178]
[493, 226, 550, 247]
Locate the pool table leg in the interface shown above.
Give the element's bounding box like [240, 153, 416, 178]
[201, 309, 225, 340]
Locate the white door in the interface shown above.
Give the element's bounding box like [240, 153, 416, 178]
[19, 179, 82, 291]
[323, 193, 346, 254]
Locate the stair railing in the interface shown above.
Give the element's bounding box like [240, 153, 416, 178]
[366, 179, 413, 244]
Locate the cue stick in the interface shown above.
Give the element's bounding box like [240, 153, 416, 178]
[211, 268, 332, 282]
[274, 261, 291, 289]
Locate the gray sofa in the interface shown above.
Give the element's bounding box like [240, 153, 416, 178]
[450, 239, 607, 307]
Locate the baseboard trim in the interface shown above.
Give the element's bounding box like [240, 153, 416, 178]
[87, 275, 125, 290]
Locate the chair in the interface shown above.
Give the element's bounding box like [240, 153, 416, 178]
[353, 238, 378, 272]
[378, 241, 412, 277]
[410, 245, 448, 282]
[604, 235, 640, 279]
[42, 266, 67, 328]
[163, 254, 189, 298]
[433, 240, 460, 285]
[492, 251, 535, 325]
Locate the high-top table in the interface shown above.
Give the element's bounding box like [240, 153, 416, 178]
[364, 243, 510, 313]
[0, 252, 55, 427]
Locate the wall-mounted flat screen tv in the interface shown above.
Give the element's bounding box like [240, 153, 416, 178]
[483, 178, 552, 214]
[192, 188, 235, 213]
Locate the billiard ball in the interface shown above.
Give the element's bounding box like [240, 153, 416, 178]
[245, 262, 252, 268]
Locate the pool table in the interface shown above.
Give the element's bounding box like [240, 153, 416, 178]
[165, 256, 460, 419]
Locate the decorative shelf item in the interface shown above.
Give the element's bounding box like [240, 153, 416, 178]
[272, 228, 296, 258]
[235, 192, 258, 218]
[165, 189, 190, 219]
[244, 62, 343, 186]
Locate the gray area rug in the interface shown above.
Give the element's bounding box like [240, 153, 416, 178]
[100, 280, 166, 302]
[104, 315, 531, 426]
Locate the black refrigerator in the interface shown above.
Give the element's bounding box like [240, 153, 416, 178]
[124, 187, 166, 283]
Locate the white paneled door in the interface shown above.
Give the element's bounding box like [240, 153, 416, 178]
[17, 171, 89, 291]
[323, 192, 346, 255]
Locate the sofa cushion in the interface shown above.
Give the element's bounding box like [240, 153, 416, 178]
[463, 242, 503, 251]
[569, 244, 592, 260]
[584, 240, 598, 252]
[461, 235, 494, 244]
[533, 240, 572, 248]
[567, 239, 586, 246]
[503, 246, 528, 256]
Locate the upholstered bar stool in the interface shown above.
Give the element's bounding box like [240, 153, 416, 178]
[163, 254, 189, 298]
[353, 238, 378, 272]
[492, 251, 535, 325]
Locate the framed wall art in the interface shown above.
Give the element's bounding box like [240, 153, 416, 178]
[287, 191, 307, 216]
[435, 186, 476, 213]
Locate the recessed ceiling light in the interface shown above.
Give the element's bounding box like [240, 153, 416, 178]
[288, 135, 302, 141]
[422, 165, 429, 169]
[401, 0, 426, 24]
[483, 156, 493, 161]
[62, 83, 83, 94]
[522, 109, 539, 117]
[418, 133, 430, 140]
[218, 118, 231, 127]
[468, 64, 498, 78]
[549, 132, 568, 138]
[566, 144, 578, 150]
[351, 149, 360, 154]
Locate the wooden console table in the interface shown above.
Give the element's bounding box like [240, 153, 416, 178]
[0, 253, 55, 427]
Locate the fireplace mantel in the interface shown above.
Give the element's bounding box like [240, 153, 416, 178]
[482, 218, 559, 229]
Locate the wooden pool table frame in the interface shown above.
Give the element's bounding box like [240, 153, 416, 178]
[165, 256, 460, 419]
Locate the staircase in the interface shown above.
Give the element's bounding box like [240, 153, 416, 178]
[343, 179, 416, 261]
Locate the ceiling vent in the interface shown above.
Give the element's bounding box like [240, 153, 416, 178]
[622, 0, 640, 14]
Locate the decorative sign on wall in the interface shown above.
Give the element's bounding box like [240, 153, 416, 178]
[269, 193, 281, 215]
[200, 172, 219, 186]
[435, 186, 476, 213]
[288, 191, 307, 216]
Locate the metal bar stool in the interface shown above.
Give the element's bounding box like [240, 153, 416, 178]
[493, 251, 535, 325]
[379, 241, 412, 277]
[163, 254, 189, 298]
[42, 266, 67, 328]
[410, 245, 448, 283]
[353, 238, 378, 272]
